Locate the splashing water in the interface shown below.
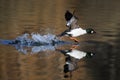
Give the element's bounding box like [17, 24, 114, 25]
[0, 33, 74, 54]
[31, 33, 59, 44]
[14, 33, 60, 46]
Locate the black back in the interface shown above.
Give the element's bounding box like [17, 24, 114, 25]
[65, 10, 73, 21]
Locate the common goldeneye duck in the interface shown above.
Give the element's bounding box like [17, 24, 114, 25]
[57, 49, 94, 59]
[58, 10, 96, 42]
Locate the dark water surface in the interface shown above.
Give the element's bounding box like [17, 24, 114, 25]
[0, 0, 120, 80]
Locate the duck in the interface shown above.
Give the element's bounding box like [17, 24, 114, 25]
[57, 49, 94, 60]
[58, 10, 96, 42]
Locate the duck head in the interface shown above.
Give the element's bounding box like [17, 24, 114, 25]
[86, 28, 96, 34]
[86, 52, 95, 58]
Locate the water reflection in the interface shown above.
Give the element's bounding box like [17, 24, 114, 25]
[0, 33, 95, 79]
[56, 48, 94, 78]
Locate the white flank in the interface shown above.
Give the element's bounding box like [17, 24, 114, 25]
[66, 49, 86, 59]
[67, 28, 86, 37]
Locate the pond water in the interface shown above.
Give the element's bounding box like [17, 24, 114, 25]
[0, 0, 120, 80]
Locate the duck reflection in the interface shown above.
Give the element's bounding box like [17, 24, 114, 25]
[57, 48, 94, 60]
[56, 48, 94, 78]
[63, 56, 78, 78]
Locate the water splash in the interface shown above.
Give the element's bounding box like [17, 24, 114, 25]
[31, 33, 59, 44]
[14, 33, 60, 45]
[0, 33, 75, 54]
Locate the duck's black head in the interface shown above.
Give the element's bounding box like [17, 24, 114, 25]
[86, 52, 95, 58]
[86, 28, 96, 34]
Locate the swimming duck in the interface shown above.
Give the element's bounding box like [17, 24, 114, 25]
[59, 10, 96, 42]
[57, 49, 94, 60]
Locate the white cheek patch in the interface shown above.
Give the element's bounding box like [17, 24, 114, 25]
[91, 31, 94, 33]
[91, 53, 94, 56]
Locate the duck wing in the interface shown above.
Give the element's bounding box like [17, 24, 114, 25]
[65, 10, 79, 29]
[65, 10, 73, 21]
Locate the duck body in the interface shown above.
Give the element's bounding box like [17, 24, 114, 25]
[66, 27, 87, 37]
[58, 27, 87, 38]
[57, 49, 94, 59]
[66, 49, 86, 59]
[57, 49, 87, 60]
